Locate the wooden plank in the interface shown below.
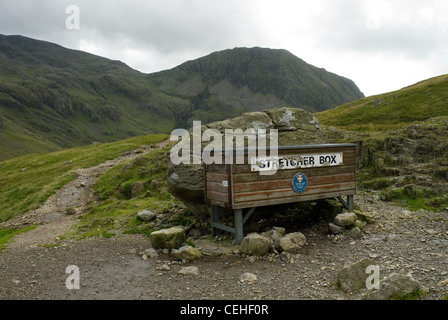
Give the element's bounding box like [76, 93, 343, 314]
[206, 172, 229, 183]
[207, 181, 230, 194]
[207, 190, 230, 203]
[206, 164, 229, 174]
[208, 199, 229, 208]
[233, 190, 355, 209]
[233, 173, 356, 193]
[233, 181, 356, 203]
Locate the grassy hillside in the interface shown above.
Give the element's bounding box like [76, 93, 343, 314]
[316, 74, 448, 131]
[0, 36, 365, 161]
[0, 35, 192, 160]
[0, 134, 168, 223]
[316, 75, 448, 212]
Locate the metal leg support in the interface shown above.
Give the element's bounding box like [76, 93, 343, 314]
[211, 205, 220, 237]
[338, 195, 354, 211]
[210, 206, 256, 245]
[234, 209, 243, 245]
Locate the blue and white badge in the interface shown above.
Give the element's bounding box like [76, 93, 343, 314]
[292, 173, 308, 194]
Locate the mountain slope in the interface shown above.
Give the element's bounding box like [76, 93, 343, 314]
[316, 74, 448, 130]
[0, 35, 364, 160]
[0, 34, 193, 160]
[148, 47, 365, 120]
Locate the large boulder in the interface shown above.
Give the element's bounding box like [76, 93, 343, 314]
[337, 258, 375, 293]
[366, 273, 424, 300]
[334, 212, 358, 227]
[239, 233, 273, 256]
[149, 227, 186, 250]
[167, 107, 328, 213]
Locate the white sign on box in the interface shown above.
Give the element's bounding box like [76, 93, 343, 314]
[250, 153, 344, 172]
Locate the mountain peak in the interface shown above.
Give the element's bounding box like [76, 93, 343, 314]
[149, 46, 364, 115]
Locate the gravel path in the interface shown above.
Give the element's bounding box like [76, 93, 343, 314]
[1, 148, 447, 301]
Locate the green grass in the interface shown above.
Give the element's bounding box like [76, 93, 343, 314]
[0, 225, 37, 252]
[0, 134, 169, 223]
[316, 74, 448, 130]
[380, 185, 448, 211]
[64, 142, 192, 239]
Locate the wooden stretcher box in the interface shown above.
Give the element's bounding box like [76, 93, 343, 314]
[204, 144, 357, 244]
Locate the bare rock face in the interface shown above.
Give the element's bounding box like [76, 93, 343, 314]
[166, 107, 328, 215]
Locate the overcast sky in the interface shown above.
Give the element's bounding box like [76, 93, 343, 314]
[1, 0, 448, 97]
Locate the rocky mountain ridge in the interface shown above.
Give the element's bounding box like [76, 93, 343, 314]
[0, 35, 364, 160]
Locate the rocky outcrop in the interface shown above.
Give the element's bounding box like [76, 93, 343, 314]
[167, 107, 328, 214]
[329, 117, 448, 210]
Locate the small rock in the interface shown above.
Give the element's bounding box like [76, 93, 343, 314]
[239, 233, 272, 256]
[425, 229, 439, 236]
[354, 220, 367, 230]
[280, 252, 292, 263]
[274, 232, 306, 253]
[240, 273, 257, 284]
[178, 266, 199, 276]
[143, 248, 159, 258]
[261, 227, 286, 242]
[159, 264, 171, 271]
[334, 212, 358, 227]
[354, 210, 376, 224]
[346, 227, 362, 239]
[137, 209, 156, 222]
[329, 223, 346, 235]
[438, 279, 448, 287]
[337, 258, 375, 293]
[171, 246, 202, 261]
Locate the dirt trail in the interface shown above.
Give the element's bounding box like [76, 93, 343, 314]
[1, 140, 169, 249]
